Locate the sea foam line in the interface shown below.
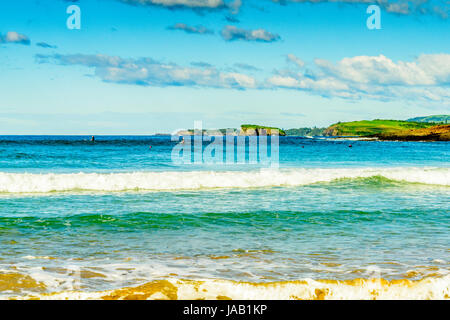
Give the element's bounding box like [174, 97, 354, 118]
[0, 167, 448, 193]
[13, 275, 450, 300]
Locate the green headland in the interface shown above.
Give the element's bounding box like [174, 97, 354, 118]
[321, 117, 450, 141]
[322, 120, 435, 136]
[240, 124, 286, 136]
[174, 115, 449, 141]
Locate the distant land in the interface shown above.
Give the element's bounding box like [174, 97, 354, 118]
[171, 115, 449, 141]
[287, 115, 449, 137]
[322, 116, 450, 141]
[240, 124, 286, 136]
[285, 127, 326, 136]
[407, 115, 450, 124]
[176, 125, 286, 136]
[323, 120, 435, 137]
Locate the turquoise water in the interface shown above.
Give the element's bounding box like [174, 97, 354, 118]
[0, 136, 449, 297]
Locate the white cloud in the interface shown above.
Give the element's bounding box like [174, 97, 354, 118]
[267, 75, 299, 87]
[270, 54, 450, 103]
[37, 52, 450, 105]
[286, 54, 305, 68]
[119, 0, 243, 13]
[167, 23, 214, 34]
[37, 53, 257, 89]
[118, 0, 449, 18]
[315, 54, 450, 86]
[0, 31, 30, 45]
[221, 25, 280, 42]
[121, 0, 224, 8]
[272, 0, 449, 18]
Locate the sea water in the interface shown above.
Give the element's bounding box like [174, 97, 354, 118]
[0, 136, 448, 299]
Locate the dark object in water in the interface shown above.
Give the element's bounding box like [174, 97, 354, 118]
[91, 136, 95, 142]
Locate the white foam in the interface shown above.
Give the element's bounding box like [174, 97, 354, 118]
[0, 167, 448, 193]
[12, 275, 450, 300]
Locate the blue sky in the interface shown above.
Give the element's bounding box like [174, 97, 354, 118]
[0, 0, 449, 134]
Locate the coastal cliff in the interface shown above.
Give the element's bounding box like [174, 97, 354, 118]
[173, 117, 449, 140]
[373, 124, 450, 141]
[323, 120, 435, 137]
[239, 125, 286, 136]
[323, 119, 449, 141]
[175, 125, 286, 136]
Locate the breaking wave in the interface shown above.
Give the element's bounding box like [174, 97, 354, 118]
[0, 167, 448, 193]
[10, 275, 450, 300]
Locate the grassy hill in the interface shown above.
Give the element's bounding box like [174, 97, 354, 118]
[323, 120, 435, 137]
[407, 115, 449, 124]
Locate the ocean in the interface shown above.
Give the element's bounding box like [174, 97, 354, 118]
[0, 135, 449, 299]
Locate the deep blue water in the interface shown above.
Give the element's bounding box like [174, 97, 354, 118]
[0, 135, 448, 172]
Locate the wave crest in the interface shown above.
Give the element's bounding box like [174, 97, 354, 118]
[15, 275, 450, 300]
[0, 167, 448, 193]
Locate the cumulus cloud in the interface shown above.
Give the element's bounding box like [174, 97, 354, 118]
[118, 0, 242, 13]
[167, 23, 214, 34]
[121, 0, 223, 8]
[313, 54, 450, 86]
[65, 0, 448, 19]
[36, 52, 450, 104]
[268, 54, 450, 102]
[0, 31, 30, 45]
[36, 53, 257, 89]
[286, 54, 305, 68]
[272, 0, 449, 18]
[221, 25, 280, 42]
[227, 0, 242, 14]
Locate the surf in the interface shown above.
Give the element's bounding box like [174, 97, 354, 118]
[7, 275, 450, 300]
[0, 167, 448, 193]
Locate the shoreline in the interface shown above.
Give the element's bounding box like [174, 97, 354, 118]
[7, 275, 450, 300]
